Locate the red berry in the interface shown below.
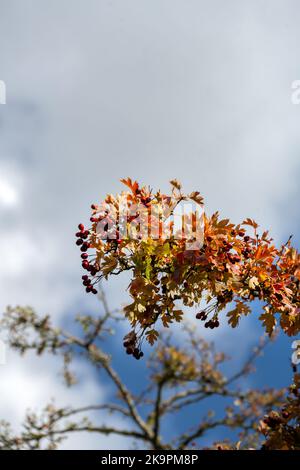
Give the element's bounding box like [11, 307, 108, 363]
[81, 253, 88, 259]
[76, 232, 82, 237]
[76, 239, 83, 246]
[82, 275, 89, 281]
[91, 204, 96, 210]
[82, 260, 89, 269]
[78, 224, 84, 231]
[92, 288, 98, 294]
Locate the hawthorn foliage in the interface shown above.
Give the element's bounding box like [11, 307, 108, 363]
[76, 178, 300, 357]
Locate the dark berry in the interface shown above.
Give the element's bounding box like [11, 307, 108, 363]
[133, 348, 140, 359]
[78, 224, 84, 231]
[196, 311, 206, 320]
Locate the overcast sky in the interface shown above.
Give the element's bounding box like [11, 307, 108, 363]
[0, 0, 299, 449]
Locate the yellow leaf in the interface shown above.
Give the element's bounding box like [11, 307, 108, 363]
[249, 276, 259, 289]
[101, 256, 118, 276]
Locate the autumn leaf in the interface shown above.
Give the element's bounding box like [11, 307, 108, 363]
[248, 276, 259, 289]
[101, 256, 118, 276]
[161, 314, 172, 327]
[227, 301, 251, 328]
[173, 310, 183, 322]
[217, 218, 230, 228]
[242, 218, 259, 229]
[189, 191, 204, 205]
[170, 179, 182, 190]
[146, 329, 159, 345]
[259, 309, 276, 335]
[120, 177, 139, 194]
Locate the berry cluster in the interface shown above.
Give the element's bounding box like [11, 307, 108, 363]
[75, 222, 99, 295]
[195, 311, 219, 329]
[123, 331, 144, 360]
[204, 319, 220, 329]
[194, 291, 233, 329]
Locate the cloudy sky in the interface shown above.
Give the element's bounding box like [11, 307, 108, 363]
[0, 0, 299, 449]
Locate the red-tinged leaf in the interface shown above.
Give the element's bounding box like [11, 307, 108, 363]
[120, 177, 139, 194]
[242, 218, 259, 229]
